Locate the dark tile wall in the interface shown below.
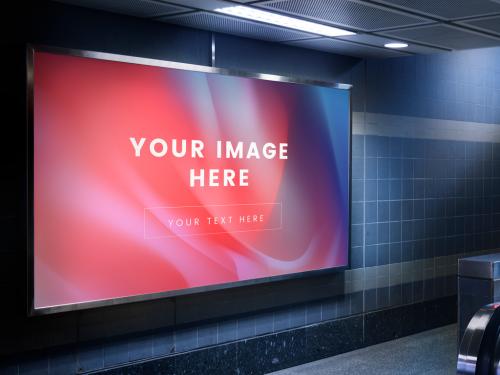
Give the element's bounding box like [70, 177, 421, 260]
[1, 1, 499, 374]
[2, 296, 458, 375]
[366, 50, 500, 124]
[0, 1, 362, 373]
[352, 134, 500, 271]
[93, 297, 456, 375]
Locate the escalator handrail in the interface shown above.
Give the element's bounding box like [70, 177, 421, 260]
[457, 303, 500, 375]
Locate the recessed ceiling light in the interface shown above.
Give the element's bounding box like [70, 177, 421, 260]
[214, 6, 355, 37]
[384, 42, 409, 49]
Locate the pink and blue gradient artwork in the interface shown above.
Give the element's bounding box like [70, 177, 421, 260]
[33, 50, 350, 310]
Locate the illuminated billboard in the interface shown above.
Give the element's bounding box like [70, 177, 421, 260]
[29, 47, 351, 313]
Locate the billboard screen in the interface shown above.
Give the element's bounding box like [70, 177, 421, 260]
[30, 47, 351, 313]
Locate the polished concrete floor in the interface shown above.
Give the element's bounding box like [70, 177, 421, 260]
[269, 325, 457, 375]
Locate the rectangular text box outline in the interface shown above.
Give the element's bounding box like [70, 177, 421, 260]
[143, 202, 283, 239]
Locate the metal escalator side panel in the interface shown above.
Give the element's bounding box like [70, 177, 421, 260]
[457, 303, 500, 374]
[492, 326, 500, 374]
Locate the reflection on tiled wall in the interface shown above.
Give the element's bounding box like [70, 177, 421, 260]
[367, 48, 500, 124]
[6, 42, 500, 375]
[11, 132, 492, 373]
[352, 132, 500, 312]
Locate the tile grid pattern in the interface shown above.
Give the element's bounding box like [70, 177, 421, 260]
[5, 36, 500, 375]
[352, 134, 500, 313]
[2, 296, 456, 375]
[4, 134, 497, 374]
[366, 50, 500, 124]
[354, 135, 500, 265]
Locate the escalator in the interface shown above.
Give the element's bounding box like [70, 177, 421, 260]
[457, 303, 500, 374]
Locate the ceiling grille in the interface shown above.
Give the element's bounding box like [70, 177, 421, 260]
[380, 24, 500, 50]
[370, 0, 500, 20]
[55, 0, 189, 18]
[54, 0, 500, 58]
[287, 37, 410, 58]
[339, 33, 446, 53]
[459, 15, 500, 36]
[257, 0, 430, 31]
[162, 11, 318, 42]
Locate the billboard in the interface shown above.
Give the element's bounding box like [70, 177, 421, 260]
[29, 47, 351, 313]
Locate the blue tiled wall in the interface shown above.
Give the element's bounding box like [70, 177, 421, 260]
[3, 1, 500, 373]
[352, 136, 500, 268]
[1, 2, 364, 374]
[348, 47, 500, 319]
[366, 48, 500, 124]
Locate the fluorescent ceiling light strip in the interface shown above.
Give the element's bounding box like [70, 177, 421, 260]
[384, 42, 408, 49]
[214, 5, 355, 37]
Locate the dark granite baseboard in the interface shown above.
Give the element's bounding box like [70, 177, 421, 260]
[364, 296, 456, 347]
[90, 296, 457, 375]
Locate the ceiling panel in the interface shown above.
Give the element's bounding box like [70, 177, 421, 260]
[56, 0, 500, 58]
[380, 24, 500, 49]
[161, 11, 318, 42]
[458, 15, 500, 36]
[55, 0, 191, 18]
[286, 37, 410, 58]
[370, 0, 500, 20]
[338, 33, 446, 53]
[256, 0, 431, 32]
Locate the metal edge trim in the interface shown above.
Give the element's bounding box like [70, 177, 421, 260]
[27, 44, 352, 315]
[34, 44, 352, 89]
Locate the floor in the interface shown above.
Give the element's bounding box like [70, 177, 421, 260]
[269, 325, 457, 375]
